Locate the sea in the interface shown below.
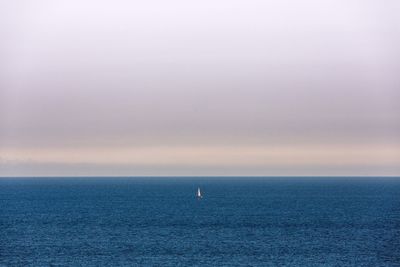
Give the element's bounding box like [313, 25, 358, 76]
[1, 177, 399, 266]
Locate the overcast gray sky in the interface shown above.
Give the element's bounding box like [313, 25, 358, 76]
[1, 0, 399, 176]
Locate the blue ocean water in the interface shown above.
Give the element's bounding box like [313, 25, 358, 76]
[1, 177, 400, 266]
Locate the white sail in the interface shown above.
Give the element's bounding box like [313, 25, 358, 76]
[197, 187, 202, 198]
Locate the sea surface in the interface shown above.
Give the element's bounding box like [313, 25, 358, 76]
[1, 177, 400, 266]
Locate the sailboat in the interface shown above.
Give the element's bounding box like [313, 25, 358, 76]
[197, 187, 203, 199]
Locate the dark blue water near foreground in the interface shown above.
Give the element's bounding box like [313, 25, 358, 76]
[1, 177, 400, 266]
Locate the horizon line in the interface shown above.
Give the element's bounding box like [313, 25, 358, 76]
[1, 175, 399, 179]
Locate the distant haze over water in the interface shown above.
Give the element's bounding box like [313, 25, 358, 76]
[1, 1, 399, 176]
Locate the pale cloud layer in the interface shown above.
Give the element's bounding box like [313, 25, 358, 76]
[1, 1, 399, 176]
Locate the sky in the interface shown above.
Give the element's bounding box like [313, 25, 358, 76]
[1, 0, 399, 176]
